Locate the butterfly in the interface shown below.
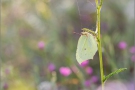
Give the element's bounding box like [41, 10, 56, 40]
[76, 29, 98, 64]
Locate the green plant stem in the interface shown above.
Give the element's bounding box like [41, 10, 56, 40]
[96, 1, 104, 90]
[97, 14, 104, 90]
[98, 43, 104, 90]
[95, 0, 98, 6]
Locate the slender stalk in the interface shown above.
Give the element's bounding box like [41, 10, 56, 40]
[98, 45, 104, 90]
[96, 0, 104, 90]
[97, 7, 104, 90]
[95, 0, 98, 6]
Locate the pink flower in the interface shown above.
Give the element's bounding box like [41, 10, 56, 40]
[91, 76, 98, 83]
[118, 41, 127, 50]
[80, 60, 89, 67]
[48, 63, 55, 72]
[3, 83, 8, 89]
[96, 80, 127, 90]
[131, 55, 135, 62]
[59, 67, 72, 77]
[38, 41, 45, 49]
[84, 79, 91, 87]
[126, 81, 134, 90]
[85, 67, 93, 75]
[129, 46, 135, 54]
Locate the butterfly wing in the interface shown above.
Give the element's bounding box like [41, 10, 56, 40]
[76, 35, 87, 63]
[76, 33, 98, 64]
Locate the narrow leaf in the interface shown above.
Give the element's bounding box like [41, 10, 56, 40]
[103, 68, 127, 82]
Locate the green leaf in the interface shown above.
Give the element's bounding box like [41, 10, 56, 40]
[103, 68, 127, 82]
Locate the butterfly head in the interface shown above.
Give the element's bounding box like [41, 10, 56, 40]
[81, 32, 89, 36]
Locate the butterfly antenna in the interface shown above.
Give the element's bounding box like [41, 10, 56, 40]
[73, 32, 81, 36]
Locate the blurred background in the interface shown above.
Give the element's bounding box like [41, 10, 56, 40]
[1, 0, 134, 90]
